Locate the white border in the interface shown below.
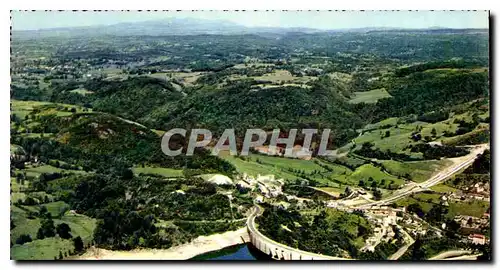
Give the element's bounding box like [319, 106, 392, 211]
[1, 0, 496, 10]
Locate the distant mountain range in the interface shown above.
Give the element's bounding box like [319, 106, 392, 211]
[11, 17, 489, 38]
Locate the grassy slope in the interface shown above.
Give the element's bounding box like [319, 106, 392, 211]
[348, 88, 392, 104]
[10, 208, 97, 260]
[222, 154, 353, 186]
[132, 166, 183, 178]
[11, 238, 74, 260]
[11, 100, 100, 260]
[380, 159, 452, 183]
[348, 164, 404, 188]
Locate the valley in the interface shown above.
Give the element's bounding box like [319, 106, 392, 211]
[9, 15, 491, 261]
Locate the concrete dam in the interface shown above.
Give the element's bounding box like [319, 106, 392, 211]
[246, 206, 352, 260]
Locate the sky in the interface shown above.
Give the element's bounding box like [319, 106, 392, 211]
[11, 10, 489, 31]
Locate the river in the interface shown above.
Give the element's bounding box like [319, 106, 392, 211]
[189, 243, 272, 261]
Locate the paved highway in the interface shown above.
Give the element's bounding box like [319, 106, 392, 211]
[354, 144, 489, 208]
[388, 226, 415, 260]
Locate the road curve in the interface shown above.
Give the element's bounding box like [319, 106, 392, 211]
[441, 254, 481, 260]
[428, 250, 474, 260]
[388, 227, 415, 260]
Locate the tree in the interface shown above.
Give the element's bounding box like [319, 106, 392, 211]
[40, 217, 56, 238]
[445, 219, 461, 239]
[39, 205, 49, 218]
[344, 186, 352, 196]
[15, 234, 33, 245]
[56, 223, 72, 239]
[59, 205, 70, 218]
[121, 168, 134, 180]
[73, 236, 84, 252]
[411, 238, 426, 260]
[380, 179, 386, 186]
[37, 228, 45, 240]
[426, 203, 448, 224]
[477, 245, 491, 261]
[385, 130, 391, 138]
[431, 128, 437, 137]
[407, 203, 425, 218]
[373, 189, 382, 200]
[16, 173, 24, 183]
[23, 196, 36, 205]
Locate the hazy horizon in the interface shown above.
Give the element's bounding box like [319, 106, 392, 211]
[11, 10, 489, 31]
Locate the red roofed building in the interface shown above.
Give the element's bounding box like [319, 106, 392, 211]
[468, 234, 486, 245]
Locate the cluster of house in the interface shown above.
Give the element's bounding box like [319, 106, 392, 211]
[467, 234, 488, 245]
[398, 213, 436, 238]
[298, 67, 324, 76]
[235, 173, 285, 200]
[363, 206, 404, 217]
[448, 192, 489, 203]
[468, 182, 490, 195]
[453, 212, 490, 245]
[10, 152, 28, 164]
[454, 214, 490, 231]
[447, 182, 490, 202]
[361, 226, 387, 252]
[253, 145, 312, 160]
[355, 206, 405, 252]
[462, 182, 490, 200]
[371, 203, 491, 246]
[361, 210, 401, 252]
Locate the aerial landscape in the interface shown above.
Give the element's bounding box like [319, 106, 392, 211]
[9, 11, 490, 261]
